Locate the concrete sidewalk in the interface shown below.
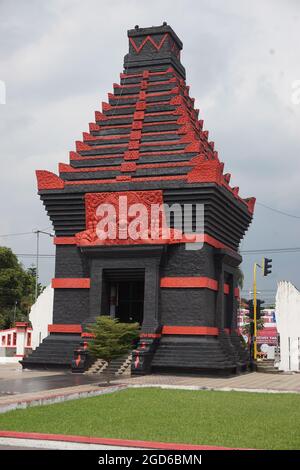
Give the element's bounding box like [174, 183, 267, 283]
[1, 364, 299, 414]
[116, 371, 300, 393]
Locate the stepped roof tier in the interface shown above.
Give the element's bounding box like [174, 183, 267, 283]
[36, 23, 255, 251]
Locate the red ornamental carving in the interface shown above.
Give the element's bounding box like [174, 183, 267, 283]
[128, 140, 140, 150]
[245, 197, 256, 214]
[76, 141, 91, 152]
[133, 111, 145, 120]
[129, 34, 169, 54]
[132, 121, 143, 130]
[83, 132, 96, 141]
[76, 190, 170, 246]
[130, 130, 141, 140]
[185, 141, 201, 153]
[95, 111, 107, 121]
[136, 101, 146, 111]
[102, 102, 112, 111]
[89, 123, 100, 132]
[187, 158, 224, 184]
[121, 162, 137, 172]
[124, 150, 140, 161]
[59, 163, 72, 173]
[36, 171, 64, 190]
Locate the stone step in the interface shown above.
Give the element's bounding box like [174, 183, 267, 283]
[86, 354, 132, 376]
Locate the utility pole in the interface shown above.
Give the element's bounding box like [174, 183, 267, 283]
[33, 230, 54, 303]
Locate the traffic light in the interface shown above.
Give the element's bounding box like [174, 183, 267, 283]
[247, 299, 264, 320]
[247, 299, 254, 319]
[263, 257, 272, 276]
[256, 299, 265, 319]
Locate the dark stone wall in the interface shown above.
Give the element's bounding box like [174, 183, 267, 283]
[53, 246, 90, 324]
[55, 245, 90, 277]
[158, 243, 217, 327]
[159, 288, 216, 326]
[160, 243, 215, 277]
[53, 289, 89, 324]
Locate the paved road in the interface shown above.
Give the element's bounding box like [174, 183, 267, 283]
[0, 373, 104, 396]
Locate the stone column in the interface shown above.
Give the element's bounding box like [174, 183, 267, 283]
[88, 260, 103, 324]
[215, 256, 225, 329]
[142, 259, 160, 333]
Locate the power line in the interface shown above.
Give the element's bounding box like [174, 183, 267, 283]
[13, 247, 300, 257]
[16, 253, 55, 258]
[241, 247, 300, 254]
[257, 201, 300, 219]
[0, 231, 35, 238]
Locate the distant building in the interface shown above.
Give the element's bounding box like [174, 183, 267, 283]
[238, 307, 278, 359]
[0, 323, 32, 363]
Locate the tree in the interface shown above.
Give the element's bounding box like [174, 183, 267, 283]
[0, 247, 42, 328]
[88, 316, 140, 384]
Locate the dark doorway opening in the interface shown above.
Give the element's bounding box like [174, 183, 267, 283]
[103, 269, 145, 325]
[116, 281, 144, 324]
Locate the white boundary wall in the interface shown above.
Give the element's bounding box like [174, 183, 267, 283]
[276, 281, 300, 371]
[29, 284, 53, 350]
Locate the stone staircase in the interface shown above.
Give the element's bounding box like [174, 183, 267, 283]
[256, 360, 281, 374]
[21, 334, 82, 369]
[151, 336, 238, 374]
[85, 353, 132, 377]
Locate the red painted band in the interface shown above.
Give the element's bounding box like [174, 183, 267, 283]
[53, 234, 238, 258]
[15, 322, 29, 328]
[0, 431, 244, 450]
[234, 287, 240, 298]
[162, 326, 219, 336]
[51, 278, 90, 289]
[48, 324, 82, 334]
[224, 284, 230, 294]
[53, 237, 77, 245]
[160, 277, 218, 290]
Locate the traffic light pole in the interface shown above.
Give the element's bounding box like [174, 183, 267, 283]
[251, 257, 272, 362]
[253, 263, 258, 360]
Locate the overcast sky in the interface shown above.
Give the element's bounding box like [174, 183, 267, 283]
[0, 0, 299, 303]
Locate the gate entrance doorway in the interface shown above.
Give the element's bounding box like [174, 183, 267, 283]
[115, 281, 144, 324]
[103, 269, 145, 325]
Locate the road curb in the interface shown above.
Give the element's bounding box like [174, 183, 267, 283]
[0, 430, 244, 450]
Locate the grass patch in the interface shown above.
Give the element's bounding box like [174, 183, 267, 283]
[0, 388, 299, 449]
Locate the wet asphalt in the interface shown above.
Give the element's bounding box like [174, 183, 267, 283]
[0, 373, 104, 396]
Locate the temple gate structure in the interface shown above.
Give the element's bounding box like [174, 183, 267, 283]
[22, 24, 255, 374]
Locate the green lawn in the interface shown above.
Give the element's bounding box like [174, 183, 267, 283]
[0, 388, 299, 449]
